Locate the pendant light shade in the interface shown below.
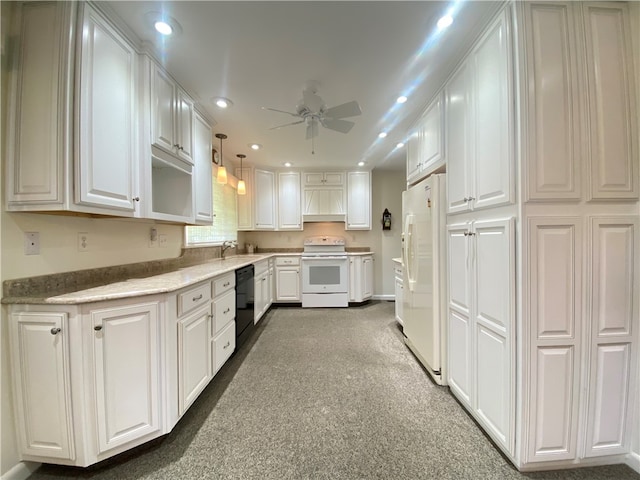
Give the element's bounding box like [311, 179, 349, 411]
[236, 154, 246, 195]
[215, 133, 228, 184]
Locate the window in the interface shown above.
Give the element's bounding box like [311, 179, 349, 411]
[185, 180, 237, 245]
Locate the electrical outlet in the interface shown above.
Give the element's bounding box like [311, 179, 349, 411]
[24, 232, 40, 255]
[78, 232, 90, 252]
[158, 234, 168, 248]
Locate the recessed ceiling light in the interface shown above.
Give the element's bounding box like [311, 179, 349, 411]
[284, 162, 292, 167]
[146, 13, 182, 36]
[437, 14, 454, 31]
[154, 21, 173, 35]
[378, 132, 388, 139]
[249, 143, 262, 150]
[212, 97, 233, 109]
[396, 142, 405, 149]
[396, 96, 408, 104]
[358, 161, 366, 167]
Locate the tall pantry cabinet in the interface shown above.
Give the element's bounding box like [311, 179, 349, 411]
[441, 1, 639, 472]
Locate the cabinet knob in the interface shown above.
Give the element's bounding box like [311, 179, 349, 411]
[94, 325, 103, 331]
[223, 341, 231, 349]
[173, 144, 180, 149]
[50, 327, 61, 335]
[223, 281, 230, 287]
[223, 307, 230, 314]
[133, 197, 140, 202]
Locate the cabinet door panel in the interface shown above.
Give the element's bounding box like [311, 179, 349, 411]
[529, 219, 582, 339]
[327, 188, 345, 215]
[92, 302, 161, 453]
[584, 4, 638, 200]
[421, 95, 443, 172]
[446, 63, 471, 213]
[447, 224, 470, 315]
[524, 2, 581, 201]
[7, 2, 73, 205]
[10, 312, 74, 460]
[591, 218, 636, 336]
[178, 309, 211, 415]
[276, 268, 300, 301]
[584, 343, 631, 456]
[529, 346, 577, 461]
[448, 309, 471, 406]
[278, 172, 302, 230]
[346, 171, 370, 229]
[193, 112, 213, 224]
[476, 324, 510, 450]
[176, 90, 194, 164]
[77, 6, 136, 211]
[152, 67, 175, 153]
[254, 169, 276, 229]
[473, 11, 513, 210]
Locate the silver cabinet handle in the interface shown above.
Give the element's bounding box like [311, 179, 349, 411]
[94, 325, 102, 331]
[223, 281, 230, 287]
[50, 327, 61, 335]
[193, 294, 203, 301]
[223, 308, 230, 314]
[262, 277, 266, 282]
[173, 144, 180, 149]
[223, 341, 230, 349]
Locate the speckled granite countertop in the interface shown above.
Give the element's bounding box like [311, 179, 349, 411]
[3, 251, 373, 305]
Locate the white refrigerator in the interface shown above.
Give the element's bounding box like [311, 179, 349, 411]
[401, 173, 447, 385]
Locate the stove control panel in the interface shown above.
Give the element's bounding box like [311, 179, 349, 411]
[303, 235, 346, 247]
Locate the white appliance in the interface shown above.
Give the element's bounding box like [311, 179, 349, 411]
[402, 174, 447, 385]
[301, 236, 349, 308]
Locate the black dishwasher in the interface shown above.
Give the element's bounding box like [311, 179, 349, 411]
[235, 265, 255, 350]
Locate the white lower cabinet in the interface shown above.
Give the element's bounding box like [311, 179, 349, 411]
[8, 298, 164, 466]
[349, 255, 374, 303]
[275, 256, 301, 302]
[447, 218, 515, 454]
[89, 301, 162, 454]
[178, 305, 212, 415]
[254, 260, 272, 323]
[9, 312, 74, 461]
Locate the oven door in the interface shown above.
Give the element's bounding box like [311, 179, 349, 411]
[301, 256, 348, 294]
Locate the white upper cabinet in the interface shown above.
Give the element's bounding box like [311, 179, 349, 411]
[303, 171, 346, 218]
[76, 4, 138, 212]
[150, 64, 194, 165]
[303, 172, 344, 186]
[447, 10, 513, 214]
[522, 2, 582, 201]
[407, 94, 444, 185]
[346, 171, 371, 230]
[582, 3, 637, 200]
[192, 111, 213, 225]
[278, 172, 302, 230]
[522, 1, 637, 202]
[5, 2, 74, 208]
[254, 169, 277, 230]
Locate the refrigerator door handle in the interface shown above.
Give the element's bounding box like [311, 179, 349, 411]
[404, 215, 416, 292]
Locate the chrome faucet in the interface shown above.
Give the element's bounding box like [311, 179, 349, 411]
[221, 240, 237, 259]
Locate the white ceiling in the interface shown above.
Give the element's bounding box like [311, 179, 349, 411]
[101, 1, 501, 172]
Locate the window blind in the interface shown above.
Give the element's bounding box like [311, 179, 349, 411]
[185, 180, 238, 245]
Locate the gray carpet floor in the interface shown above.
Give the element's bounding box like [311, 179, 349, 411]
[31, 301, 639, 479]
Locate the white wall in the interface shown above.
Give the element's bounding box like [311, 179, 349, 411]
[239, 169, 405, 298]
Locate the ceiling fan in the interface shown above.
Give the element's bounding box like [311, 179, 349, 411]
[263, 84, 362, 154]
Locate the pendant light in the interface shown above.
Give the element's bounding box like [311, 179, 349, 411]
[236, 154, 247, 195]
[215, 133, 228, 184]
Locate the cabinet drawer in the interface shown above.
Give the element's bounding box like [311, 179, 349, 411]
[213, 273, 235, 296]
[178, 282, 212, 317]
[254, 260, 269, 276]
[212, 320, 235, 374]
[275, 256, 300, 266]
[213, 289, 235, 334]
[394, 266, 403, 278]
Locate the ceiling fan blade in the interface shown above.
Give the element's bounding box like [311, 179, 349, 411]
[322, 118, 355, 134]
[269, 119, 305, 130]
[262, 106, 301, 118]
[323, 100, 362, 119]
[305, 120, 319, 140]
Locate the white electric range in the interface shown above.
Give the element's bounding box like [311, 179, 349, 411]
[301, 236, 349, 308]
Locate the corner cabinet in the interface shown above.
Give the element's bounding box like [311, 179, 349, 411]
[6, 2, 141, 216]
[346, 171, 371, 230]
[8, 298, 164, 467]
